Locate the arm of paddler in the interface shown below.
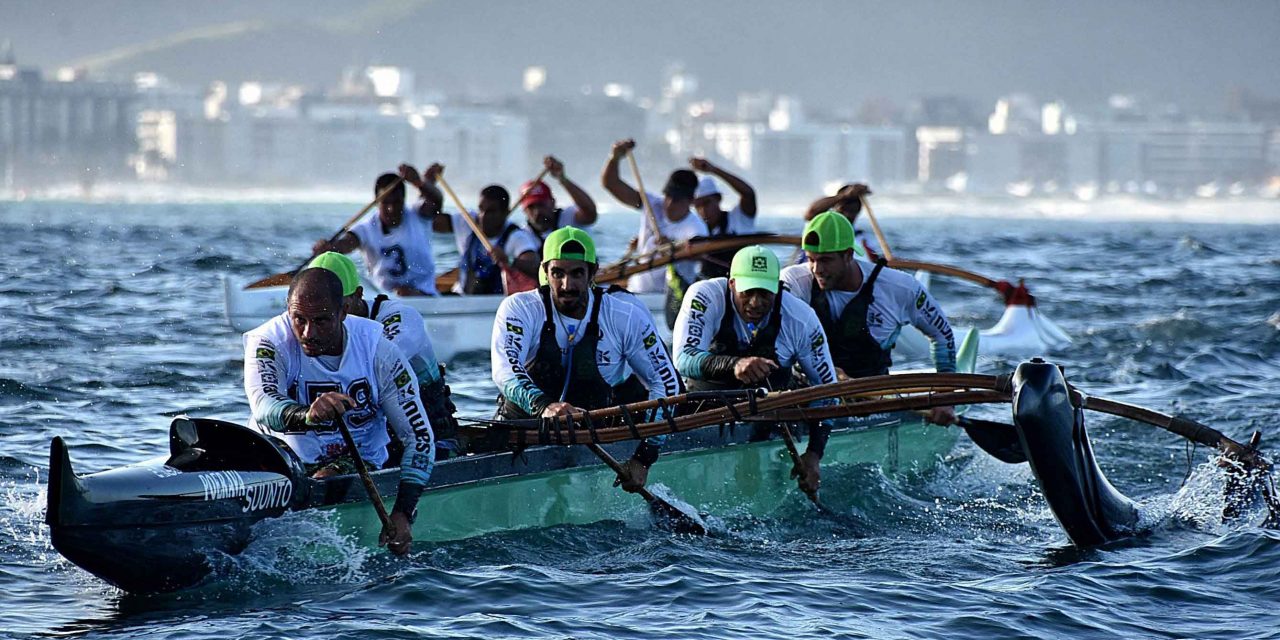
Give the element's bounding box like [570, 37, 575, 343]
[904, 281, 958, 374]
[787, 307, 839, 494]
[616, 302, 684, 490]
[243, 335, 310, 432]
[377, 304, 441, 386]
[490, 297, 553, 417]
[672, 282, 739, 382]
[375, 339, 435, 555]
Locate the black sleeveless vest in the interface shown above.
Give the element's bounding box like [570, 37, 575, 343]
[686, 282, 792, 392]
[498, 286, 644, 418]
[810, 259, 893, 378]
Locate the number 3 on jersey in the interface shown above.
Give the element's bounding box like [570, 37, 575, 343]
[304, 379, 376, 429]
[383, 245, 407, 278]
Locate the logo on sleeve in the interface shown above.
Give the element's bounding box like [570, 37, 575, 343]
[811, 333, 826, 349]
[691, 299, 707, 313]
[255, 345, 276, 360]
[916, 291, 927, 309]
[381, 313, 402, 327]
[394, 369, 413, 388]
[643, 332, 658, 349]
[506, 322, 524, 335]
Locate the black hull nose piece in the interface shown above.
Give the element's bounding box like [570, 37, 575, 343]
[1012, 360, 1140, 546]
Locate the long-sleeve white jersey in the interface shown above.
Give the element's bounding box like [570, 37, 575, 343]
[672, 278, 837, 389]
[491, 288, 681, 415]
[780, 260, 956, 372]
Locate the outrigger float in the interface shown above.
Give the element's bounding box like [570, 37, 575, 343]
[224, 233, 1070, 361]
[45, 345, 1277, 593]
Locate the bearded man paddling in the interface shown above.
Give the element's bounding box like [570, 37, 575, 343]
[490, 227, 681, 492]
[781, 212, 958, 426]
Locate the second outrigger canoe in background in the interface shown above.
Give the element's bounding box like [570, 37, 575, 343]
[224, 233, 1072, 361]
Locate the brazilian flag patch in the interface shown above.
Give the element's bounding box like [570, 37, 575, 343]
[916, 292, 927, 309]
[811, 333, 826, 348]
[643, 332, 658, 349]
[506, 322, 524, 335]
[691, 299, 707, 313]
[382, 313, 401, 326]
[394, 369, 412, 388]
[255, 346, 276, 360]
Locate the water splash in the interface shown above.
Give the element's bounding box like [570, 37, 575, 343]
[204, 510, 372, 592]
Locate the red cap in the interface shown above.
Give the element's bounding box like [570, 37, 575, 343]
[519, 181, 553, 207]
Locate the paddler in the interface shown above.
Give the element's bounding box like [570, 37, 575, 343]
[308, 251, 461, 459]
[491, 227, 682, 492]
[417, 164, 540, 295]
[600, 139, 710, 296]
[672, 245, 837, 495]
[804, 183, 881, 260]
[781, 212, 958, 426]
[243, 268, 435, 555]
[516, 155, 599, 253]
[689, 156, 757, 279]
[311, 165, 440, 296]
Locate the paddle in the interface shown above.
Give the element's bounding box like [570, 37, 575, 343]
[585, 441, 708, 535]
[435, 173, 537, 294]
[510, 167, 550, 215]
[333, 419, 395, 544]
[858, 194, 893, 261]
[246, 177, 405, 290]
[626, 150, 664, 244]
[776, 423, 835, 514]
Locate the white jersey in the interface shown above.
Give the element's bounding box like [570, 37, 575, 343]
[673, 278, 836, 388]
[781, 260, 956, 371]
[628, 191, 709, 293]
[243, 314, 434, 478]
[348, 203, 438, 295]
[491, 287, 681, 414]
[705, 204, 756, 236]
[369, 297, 441, 386]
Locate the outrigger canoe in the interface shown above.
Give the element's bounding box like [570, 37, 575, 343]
[225, 234, 1069, 361]
[45, 340, 1278, 594]
[47, 334, 977, 593]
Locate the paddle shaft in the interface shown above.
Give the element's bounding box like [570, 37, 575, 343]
[626, 151, 663, 242]
[335, 420, 394, 534]
[510, 167, 550, 214]
[858, 194, 893, 261]
[777, 423, 827, 509]
[436, 174, 497, 255]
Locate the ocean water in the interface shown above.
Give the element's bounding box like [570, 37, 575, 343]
[2, 199, 1279, 639]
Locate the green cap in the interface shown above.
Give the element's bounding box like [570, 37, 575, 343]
[729, 245, 780, 293]
[802, 211, 856, 254]
[308, 251, 360, 296]
[542, 226, 597, 264]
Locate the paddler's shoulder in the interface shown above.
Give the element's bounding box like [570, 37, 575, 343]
[495, 288, 544, 318]
[685, 277, 728, 306]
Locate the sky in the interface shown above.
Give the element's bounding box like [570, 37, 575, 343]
[3, 0, 1278, 113]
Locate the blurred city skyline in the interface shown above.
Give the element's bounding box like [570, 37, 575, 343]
[2, 1, 1279, 201]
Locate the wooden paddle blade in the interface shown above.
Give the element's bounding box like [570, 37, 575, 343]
[646, 493, 709, 536]
[245, 271, 296, 290]
[958, 416, 1028, 464]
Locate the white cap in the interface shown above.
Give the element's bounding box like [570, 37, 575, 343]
[693, 176, 720, 200]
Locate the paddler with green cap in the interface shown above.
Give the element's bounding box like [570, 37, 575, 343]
[490, 227, 682, 492]
[308, 251, 461, 458]
[672, 245, 839, 494]
[780, 212, 958, 426]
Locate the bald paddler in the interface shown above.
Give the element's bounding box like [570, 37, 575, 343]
[243, 268, 435, 554]
[491, 227, 681, 492]
[781, 213, 958, 426]
[312, 165, 439, 296]
[804, 183, 881, 260]
[309, 252, 461, 459]
[672, 246, 837, 493]
[689, 156, 757, 279]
